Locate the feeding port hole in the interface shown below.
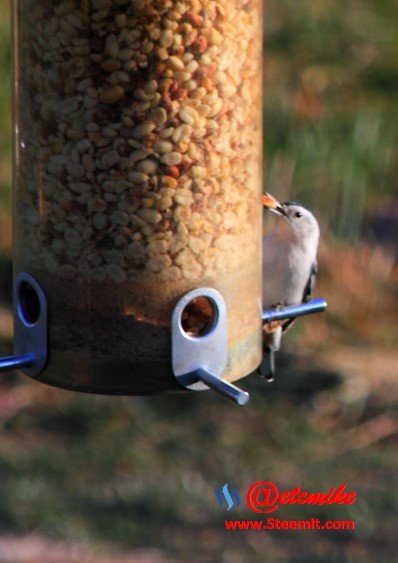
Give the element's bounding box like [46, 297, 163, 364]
[180, 296, 218, 338]
[18, 280, 41, 326]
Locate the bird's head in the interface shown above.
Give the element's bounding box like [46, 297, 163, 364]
[263, 193, 320, 242]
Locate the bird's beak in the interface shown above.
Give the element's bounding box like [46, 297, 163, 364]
[262, 193, 286, 216]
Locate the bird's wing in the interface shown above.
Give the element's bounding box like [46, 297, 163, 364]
[281, 259, 318, 333]
[302, 259, 318, 303]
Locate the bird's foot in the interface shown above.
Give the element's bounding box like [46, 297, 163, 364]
[263, 320, 282, 335]
[262, 302, 285, 330]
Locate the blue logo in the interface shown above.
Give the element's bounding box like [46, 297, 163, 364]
[215, 484, 241, 510]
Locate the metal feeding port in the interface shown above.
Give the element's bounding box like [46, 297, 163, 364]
[171, 288, 250, 406]
[0, 273, 47, 377]
[171, 288, 327, 406]
[261, 298, 327, 324]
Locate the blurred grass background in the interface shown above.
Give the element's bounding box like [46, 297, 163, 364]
[0, 0, 397, 561]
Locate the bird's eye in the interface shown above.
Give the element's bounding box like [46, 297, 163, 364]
[295, 211, 302, 218]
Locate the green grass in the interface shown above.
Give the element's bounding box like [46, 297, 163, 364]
[0, 0, 10, 139]
[0, 371, 396, 560]
[0, 0, 11, 213]
[264, 0, 398, 240]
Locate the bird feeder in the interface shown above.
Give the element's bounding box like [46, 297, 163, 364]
[1, 0, 326, 404]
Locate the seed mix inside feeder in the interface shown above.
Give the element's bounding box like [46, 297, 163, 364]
[8, 0, 264, 400]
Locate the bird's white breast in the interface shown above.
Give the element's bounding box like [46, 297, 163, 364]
[262, 232, 317, 308]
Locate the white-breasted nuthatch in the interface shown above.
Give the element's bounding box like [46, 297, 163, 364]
[261, 193, 320, 380]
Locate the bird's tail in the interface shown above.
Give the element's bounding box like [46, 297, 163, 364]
[259, 345, 275, 381]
